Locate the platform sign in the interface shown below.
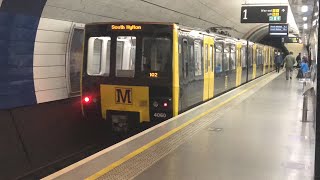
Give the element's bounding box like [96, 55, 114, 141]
[269, 24, 288, 36]
[241, 6, 288, 23]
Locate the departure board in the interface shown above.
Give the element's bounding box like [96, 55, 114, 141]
[241, 6, 288, 23]
[269, 24, 288, 36]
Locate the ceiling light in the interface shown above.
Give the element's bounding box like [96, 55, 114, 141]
[301, 5, 308, 12]
[303, 17, 308, 21]
[315, 12, 319, 16]
[303, 23, 308, 29]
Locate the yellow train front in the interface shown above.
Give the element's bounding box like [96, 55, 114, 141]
[81, 22, 278, 133]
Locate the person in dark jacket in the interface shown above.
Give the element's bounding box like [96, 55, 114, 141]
[296, 53, 301, 68]
[274, 52, 283, 73]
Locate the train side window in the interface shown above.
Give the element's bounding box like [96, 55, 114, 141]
[116, 36, 136, 78]
[182, 39, 189, 78]
[87, 37, 111, 76]
[194, 40, 202, 76]
[224, 45, 230, 71]
[215, 44, 223, 73]
[230, 45, 236, 70]
[241, 47, 247, 67]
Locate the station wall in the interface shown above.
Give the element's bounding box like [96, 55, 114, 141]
[34, 18, 71, 103]
[0, 0, 85, 109]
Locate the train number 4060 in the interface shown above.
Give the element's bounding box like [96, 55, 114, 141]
[154, 113, 166, 118]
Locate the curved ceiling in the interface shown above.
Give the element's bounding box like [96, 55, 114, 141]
[41, 0, 298, 41]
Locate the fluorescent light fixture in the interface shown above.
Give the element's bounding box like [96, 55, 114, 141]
[301, 5, 308, 12]
[303, 23, 308, 29]
[303, 17, 308, 21]
[315, 12, 319, 16]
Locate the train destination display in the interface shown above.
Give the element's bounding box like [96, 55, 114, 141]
[241, 6, 288, 23]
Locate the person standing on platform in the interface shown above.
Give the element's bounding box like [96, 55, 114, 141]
[274, 52, 283, 73]
[296, 53, 301, 68]
[283, 52, 295, 80]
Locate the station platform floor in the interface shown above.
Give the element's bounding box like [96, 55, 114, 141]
[45, 71, 315, 180]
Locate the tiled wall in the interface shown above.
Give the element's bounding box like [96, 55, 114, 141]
[33, 18, 72, 103]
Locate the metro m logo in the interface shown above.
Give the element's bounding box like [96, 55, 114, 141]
[115, 88, 132, 105]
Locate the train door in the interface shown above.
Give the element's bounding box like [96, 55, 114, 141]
[247, 43, 253, 81]
[268, 48, 271, 73]
[203, 39, 209, 101]
[203, 36, 214, 100]
[214, 42, 224, 95]
[252, 44, 257, 79]
[236, 43, 242, 86]
[208, 39, 214, 98]
[262, 47, 266, 75]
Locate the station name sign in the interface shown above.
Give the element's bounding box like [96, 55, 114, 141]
[241, 6, 288, 23]
[111, 25, 142, 30]
[269, 24, 288, 36]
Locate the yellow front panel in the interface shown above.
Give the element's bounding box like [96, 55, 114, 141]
[100, 85, 150, 122]
[172, 24, 179, 116]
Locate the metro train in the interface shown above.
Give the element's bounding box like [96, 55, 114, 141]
[81, 22, 279, 132]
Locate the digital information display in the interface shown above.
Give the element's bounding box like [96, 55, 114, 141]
[269, 24, 288, 36]
[241, 6, 288, 23]
[283, 37, 301, 43]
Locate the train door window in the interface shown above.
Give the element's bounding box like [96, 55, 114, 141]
[116, 36, 136, 77]
[261, 49, 265, 65]
[208, 45, 213, 72]
[189, 44, 194, 76]
[87, 36, 111, 76]
[67, 27, 84, 96]
[204, 44, 208, 73]
[230, 45, 236, 70]
[210, 45, 214, 72]
[223, 45, 230, 71]
[256, 49, 260, 65]
[241, 47, 247, 67]
[194, 40, 202, 76]
[141, 37, 171, 75]
[215, 44, 223, 73]
[248, 46, 253, 66]
[182, 39, 189, 78]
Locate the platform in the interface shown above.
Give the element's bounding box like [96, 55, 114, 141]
[44, 71, 315, 180]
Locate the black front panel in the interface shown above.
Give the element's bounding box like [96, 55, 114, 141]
[149, 86, 173, 121]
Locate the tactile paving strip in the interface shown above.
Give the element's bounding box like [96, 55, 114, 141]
[97, 73, 280, 180]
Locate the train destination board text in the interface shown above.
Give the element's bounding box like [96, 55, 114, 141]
[112, 25, 142, 30]
[241, 6, 288, 23]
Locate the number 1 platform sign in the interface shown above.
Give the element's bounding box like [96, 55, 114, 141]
[241, 6, 288, 23]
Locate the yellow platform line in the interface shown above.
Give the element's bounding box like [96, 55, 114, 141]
[86, 74, 275, 180]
